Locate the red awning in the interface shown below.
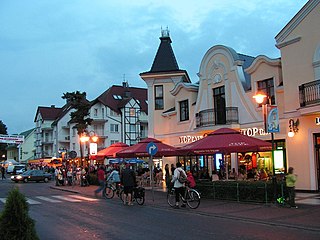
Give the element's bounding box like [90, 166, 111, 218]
[179, 128, 272, 155]
[116, 138, 178, 158]
[91, 142, 129, 160]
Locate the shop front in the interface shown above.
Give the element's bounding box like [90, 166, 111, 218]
[172, 127, 287, 181]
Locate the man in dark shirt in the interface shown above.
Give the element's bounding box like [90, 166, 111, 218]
[121, 164, 136, 206]
[1, 166, 6, 180]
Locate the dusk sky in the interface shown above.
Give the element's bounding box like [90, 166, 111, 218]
[0, 0, 308, 135]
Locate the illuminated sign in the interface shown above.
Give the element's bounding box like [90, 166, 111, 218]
[316, 117, 320, 125]
[179, 135, 203, 144]
[0, 135, 24, 144]
[90, 143, 97, 155]
[240, 128, 269, 137]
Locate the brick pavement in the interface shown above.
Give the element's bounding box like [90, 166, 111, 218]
[49, 182, 320, 232]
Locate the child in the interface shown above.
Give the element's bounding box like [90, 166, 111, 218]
[186, 171, 196, 188]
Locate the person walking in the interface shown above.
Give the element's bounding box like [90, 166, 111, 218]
[121, 164, 136, 206]
[94, 166, 106, 198]
[1, 165, 6, 180]
[165, 164, 171, 189]
[171, 162, 187, 209]
[286, 167, 298, 208]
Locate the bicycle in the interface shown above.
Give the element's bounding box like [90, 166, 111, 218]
[103, 182, 122, 199]
[167, 186, 201, 209]
[119, 186, 145, 205]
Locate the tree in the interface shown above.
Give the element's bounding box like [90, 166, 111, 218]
[62, 91, 92, 165]
[0, 120, 8, 160]
[0, 188, 39, 240]
[0, 120, 7, 134]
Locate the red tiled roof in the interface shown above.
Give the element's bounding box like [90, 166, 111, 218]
[34, 106, 63, 122]
[93, 85, 148, 114]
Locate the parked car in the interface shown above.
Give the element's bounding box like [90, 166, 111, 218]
[6, 164, 25, 174]
[15, 167, 27, 174]
[11, 169, 52, 183]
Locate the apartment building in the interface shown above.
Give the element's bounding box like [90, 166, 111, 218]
[34, 83, 148, 161]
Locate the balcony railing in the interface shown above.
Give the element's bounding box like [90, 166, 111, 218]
[196, 107, 239, 127]
[299, 80, 320, 107]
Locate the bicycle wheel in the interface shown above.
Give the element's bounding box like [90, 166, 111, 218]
[136, 196, 145, 205]
[104, 186, 115, 199]
[119, 189, 125, 203]
[186, 189, 200, 209]
[167, 189, 176, 207]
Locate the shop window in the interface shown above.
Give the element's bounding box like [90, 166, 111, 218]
[155, 85, 164, 110]
[257, 78, 275, 105]
[179, 100, 189, 121]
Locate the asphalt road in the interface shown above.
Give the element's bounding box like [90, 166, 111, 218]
[1, 179, 320, 240]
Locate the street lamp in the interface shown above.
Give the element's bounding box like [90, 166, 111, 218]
[80, 131, 99, 166]
[253, 92, 276, 175]
[253, 93, 279, 201]
[253, 92, 279, 202]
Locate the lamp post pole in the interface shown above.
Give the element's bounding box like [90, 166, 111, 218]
[254, 93, 277, 201]
[80, 133, 89, 167]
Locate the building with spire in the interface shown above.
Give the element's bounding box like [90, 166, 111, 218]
[140, 0, 320, 191]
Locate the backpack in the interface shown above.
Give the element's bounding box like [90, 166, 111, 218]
[178, 170, 187, 184]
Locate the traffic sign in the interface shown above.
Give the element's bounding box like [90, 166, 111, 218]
[146, 142, 158, 156]
[69, 151, 77, 159]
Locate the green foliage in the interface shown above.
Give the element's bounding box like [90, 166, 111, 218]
[0, 120, 8, 134]
[0, 120, 8, 157]
[62, 91, 92, 135]
[0, 188, 39, 240]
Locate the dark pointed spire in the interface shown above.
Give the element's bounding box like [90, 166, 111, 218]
[149, 27, 180, 73]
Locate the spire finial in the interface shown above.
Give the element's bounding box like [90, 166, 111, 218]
[161, 26, 170, 38]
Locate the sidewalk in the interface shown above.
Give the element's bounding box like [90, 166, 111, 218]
[50, 182, 320, 232]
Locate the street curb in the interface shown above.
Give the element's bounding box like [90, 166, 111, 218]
[50, 186, 80, 194]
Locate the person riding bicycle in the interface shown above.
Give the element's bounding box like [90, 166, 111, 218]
[107, 167, 121, 193]
[171, 162, 187, 209]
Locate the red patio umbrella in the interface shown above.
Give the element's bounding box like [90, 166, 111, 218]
[179, 128, 272, 155]
[91, 142, 129, 160]
[116, 138, 178, 158]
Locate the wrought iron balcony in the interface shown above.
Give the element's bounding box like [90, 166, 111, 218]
[196, 107, 239, 127]
[299, 80, 320, 107]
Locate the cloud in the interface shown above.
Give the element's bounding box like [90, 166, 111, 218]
[0, 0, 308, 134]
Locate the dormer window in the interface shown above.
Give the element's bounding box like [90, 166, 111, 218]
[113, 95, 122, 100]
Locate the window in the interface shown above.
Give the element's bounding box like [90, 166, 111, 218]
[257, 78, 275, 105]
[154, 85, 164, 110]
[113, 95, 122, 100]
[130, 124, 136, 132]
[110, 140, 119, 145]
[213, 86, 226, 124]
[130, 108, 136, 116]
[102, 108, 104, 118]
[94, 108, 98, 116]
[110, 124, 119, 133]
[179, 100, 189, 121]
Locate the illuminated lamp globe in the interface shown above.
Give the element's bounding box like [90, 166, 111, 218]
[253, 93, 267, 104]
[288, 131, 295, 138]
